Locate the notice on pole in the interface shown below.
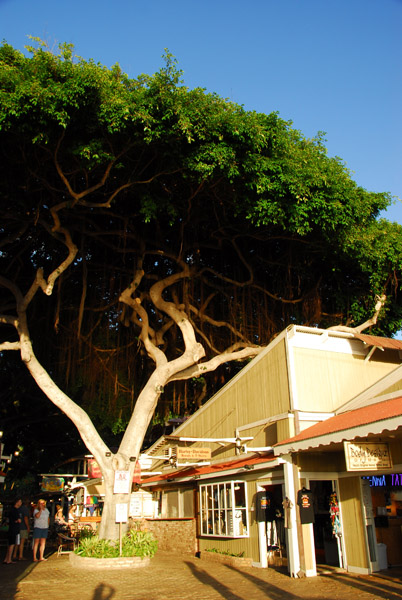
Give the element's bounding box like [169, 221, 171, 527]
[114, 470, 131, 494]
[115, 503, 128, 523]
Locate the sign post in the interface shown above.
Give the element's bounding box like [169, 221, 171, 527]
[115, 503, 128, 556]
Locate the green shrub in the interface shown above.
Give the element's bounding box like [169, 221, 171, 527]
[75, 530, 158, 559]
[205, 547, 245, 557]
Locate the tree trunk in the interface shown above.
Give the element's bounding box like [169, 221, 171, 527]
[98, 471, 132, 540]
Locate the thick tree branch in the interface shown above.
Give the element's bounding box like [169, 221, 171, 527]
[168, 346, 263, 382]
[328, 294, 387, 334]
[119, 268, 168, 367]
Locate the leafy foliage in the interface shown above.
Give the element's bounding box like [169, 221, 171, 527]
[75, 530, 158, 558]
[0, 39, 401, 457]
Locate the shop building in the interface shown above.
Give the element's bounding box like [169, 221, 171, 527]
[141, 325, 402, 576]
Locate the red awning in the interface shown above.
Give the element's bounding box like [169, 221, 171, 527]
[353, 333, 402, 350]
[274, 396, 402, 454]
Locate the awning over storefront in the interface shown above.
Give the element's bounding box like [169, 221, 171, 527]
[273, 396, 402, 455]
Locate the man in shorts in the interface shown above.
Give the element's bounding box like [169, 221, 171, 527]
[13, 498, 30, 560]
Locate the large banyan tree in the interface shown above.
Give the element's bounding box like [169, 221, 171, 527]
[1, 41, 401, 537]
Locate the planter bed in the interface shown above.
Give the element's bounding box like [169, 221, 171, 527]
[69, 552, 151, 569]
[200, 551, 253, 568]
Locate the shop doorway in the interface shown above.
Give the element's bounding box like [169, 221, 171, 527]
[309, 480, 342, 567]
[257, 484, 287, 569]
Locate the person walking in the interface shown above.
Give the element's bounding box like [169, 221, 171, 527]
[3, 498, 22, 564]
[12, 497, 30, 560]
[33, 499, 49, 562]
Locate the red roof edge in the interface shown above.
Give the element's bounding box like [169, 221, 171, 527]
[143, 452, 275, 484]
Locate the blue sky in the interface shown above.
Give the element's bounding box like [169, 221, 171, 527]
[1, 0, 401, 224]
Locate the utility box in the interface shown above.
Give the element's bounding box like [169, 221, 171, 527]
[377, 543, 388, 570]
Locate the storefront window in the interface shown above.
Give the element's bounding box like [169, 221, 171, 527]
[199, 481, 248, 537]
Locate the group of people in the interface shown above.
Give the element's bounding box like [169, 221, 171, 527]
[3, 497, 50, 564]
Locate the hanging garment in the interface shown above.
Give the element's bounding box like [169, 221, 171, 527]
[297, 488, 315, 524]
[266, 520, 278, 548]
[282, 497, 293, 529]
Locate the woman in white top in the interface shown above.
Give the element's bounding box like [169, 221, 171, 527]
[33, 499, 50, 562]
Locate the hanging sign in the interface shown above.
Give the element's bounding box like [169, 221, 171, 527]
[87, 459, 102, 479]
[41, 477, 65, 492]
[176, 446, 211, 461]
[344, 441, 392, 471]
[114, 470, 131, 494]
[132, 462, 141, 484]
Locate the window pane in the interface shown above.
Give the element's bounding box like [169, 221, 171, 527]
[234, 482, 246, 507]
[182, 489, 194, 517]
[199, 482, 248, 538]
[213, 485, 219, 510]
[165, 490, 179, 518]
[226, 485, 232, 508]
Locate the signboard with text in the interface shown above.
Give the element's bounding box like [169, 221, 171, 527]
[176, 446, 211, 461]
[344, 441, 392, 471]
[114, 470, 131, 494]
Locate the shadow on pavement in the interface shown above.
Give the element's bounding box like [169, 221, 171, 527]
[0, 547, 38, 600]
[185, 560, 250, 600]
[321, 571, 402, 600]
[223, 564, 303, 600]
[92, 582, 116, 600]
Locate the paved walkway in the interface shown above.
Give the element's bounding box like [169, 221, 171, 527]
[1, 550, 402, 600]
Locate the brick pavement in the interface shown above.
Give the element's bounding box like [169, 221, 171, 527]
[1, 550, 402, 600]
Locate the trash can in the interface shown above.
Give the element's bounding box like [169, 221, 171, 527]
[377, 543, 388, 570]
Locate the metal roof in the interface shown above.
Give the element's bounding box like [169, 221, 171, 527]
[274, 396, 402, 455]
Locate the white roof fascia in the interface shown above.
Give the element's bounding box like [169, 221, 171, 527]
[141, 458, 282, 486]
[69, 477, 102, 490]
[169, 436, 253, 443]
[288, 325, 366, 356]
[298, 412, 335, 421]
[274, 415, 402, 455]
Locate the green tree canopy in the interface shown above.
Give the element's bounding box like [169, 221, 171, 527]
[0, 42, 401, 522]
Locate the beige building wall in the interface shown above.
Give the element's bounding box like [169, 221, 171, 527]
[155, 338, 291, 462]
[293, 348, 398, 413]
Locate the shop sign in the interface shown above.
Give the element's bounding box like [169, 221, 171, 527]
[176, 446, 211, 461]
[364, 473, 402, 487]
[344, 441, 392, 471]
[41, 476, 65, 492]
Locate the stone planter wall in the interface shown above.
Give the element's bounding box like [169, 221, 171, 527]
[200, 551, 253, 568]
[69, 552, 151, 569]
[143, 518, 197, 555]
